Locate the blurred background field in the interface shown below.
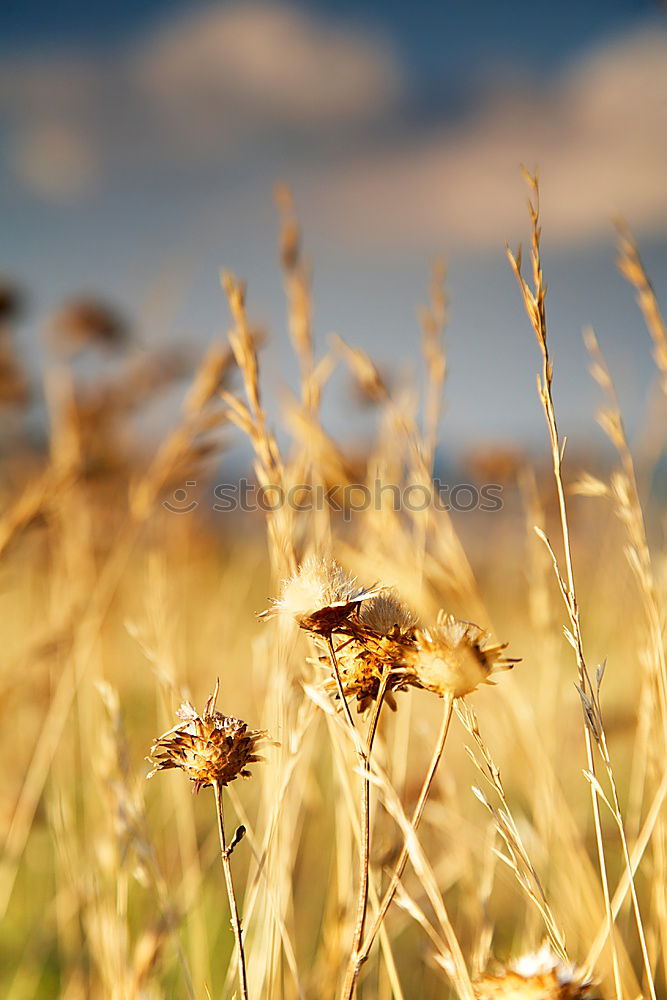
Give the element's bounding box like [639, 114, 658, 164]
[1, 204, 666, 998]
[2, 2, 667, 999]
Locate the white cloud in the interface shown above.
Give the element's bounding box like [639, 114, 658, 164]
[9, 120, 100, 202]
[137, 2, 401, 128]
[306, 25, 667, 248]
[1, 9, 665, 250]
[0, 2, 401, 200]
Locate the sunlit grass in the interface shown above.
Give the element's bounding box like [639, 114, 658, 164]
[1, 180, 665, 999]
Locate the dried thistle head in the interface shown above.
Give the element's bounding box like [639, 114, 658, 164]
[51, 297, 129, 354]
[0, 349, 29, 407]
[358, 591, 418, 636]
[0, 280, 24, 325]
[322, 590, 418, 713]
[0, 284, 28, 407]
[147, 681, 271, 793]
[474, 946, 597, 999]
[409, 612, 518, 699]
[259, 554, 379, 635]
[322, 642, 407, 714]
[473, 971, 586, 999]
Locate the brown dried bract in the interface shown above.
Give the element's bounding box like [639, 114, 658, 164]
[259, 554, 380, 636]
[322, 591, 418, 713]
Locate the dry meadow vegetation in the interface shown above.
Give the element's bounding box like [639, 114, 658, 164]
[1, 178, 666, 1000]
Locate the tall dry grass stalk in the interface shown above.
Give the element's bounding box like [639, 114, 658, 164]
[508, 172, 658, 1000]
[508, 175, 623, 998]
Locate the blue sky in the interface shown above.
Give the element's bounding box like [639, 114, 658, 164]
[1, 0, 666, 453]
[0, 1, 656, 70]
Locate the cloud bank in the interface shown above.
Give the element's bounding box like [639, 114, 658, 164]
[308, 26, 667, 248]
[0, 2, 401, 200]
[1, 5, 665, 250]
[138, 2, 401, 130]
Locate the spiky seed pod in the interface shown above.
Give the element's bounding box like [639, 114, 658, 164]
[322, 590, 418, 713]
[474, 947, 598, 999]
[358, 591, 418, 636]
[259, 554, 379, 635]
[322, 642, 408, 713]
[408, 611, 518, 699]
[147, 681, 271, 793]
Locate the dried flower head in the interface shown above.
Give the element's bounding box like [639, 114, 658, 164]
[0, 348, 29, 407]
[51, 297, 129, 354]
[474, 946, 597, 999]
[0, 280, 24, 325]
[259, 554, 379, 635]
[147, 681, 271, 793]
[409, 611, 518, 699]
[358, 591, 418, 635]
[322, 590, 418, 713]
[0, 284, 27, 408]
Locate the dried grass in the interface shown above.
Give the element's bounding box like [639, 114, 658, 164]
[0, 180, 664, 1000]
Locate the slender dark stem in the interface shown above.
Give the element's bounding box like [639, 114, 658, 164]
[342, 694, 454, 999]
[327, 633, 358, 734]
[341, 673, 391, 998]
[213, 780, 249, 1000]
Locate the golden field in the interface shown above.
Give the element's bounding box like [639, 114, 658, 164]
[1, 182, 666, 1000]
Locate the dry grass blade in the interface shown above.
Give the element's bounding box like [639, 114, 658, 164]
[3, 170, 665, 1000]
[616, 221, 667, 394]
[456, 700, 567, 962]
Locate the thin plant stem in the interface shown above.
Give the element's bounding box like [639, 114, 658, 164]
[342, 694, 454, 999]
[327, 633, 359, 735]
[595, 730, 658, 1000]
[582, 331, 659, 998]
[341, 672, 391, 998]
[585, 765, 667, 972]
[213, 780, 249, 1000]
[508, 173, 623, 999]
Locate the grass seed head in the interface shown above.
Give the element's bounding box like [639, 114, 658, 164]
[147, 680, 271, 793]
